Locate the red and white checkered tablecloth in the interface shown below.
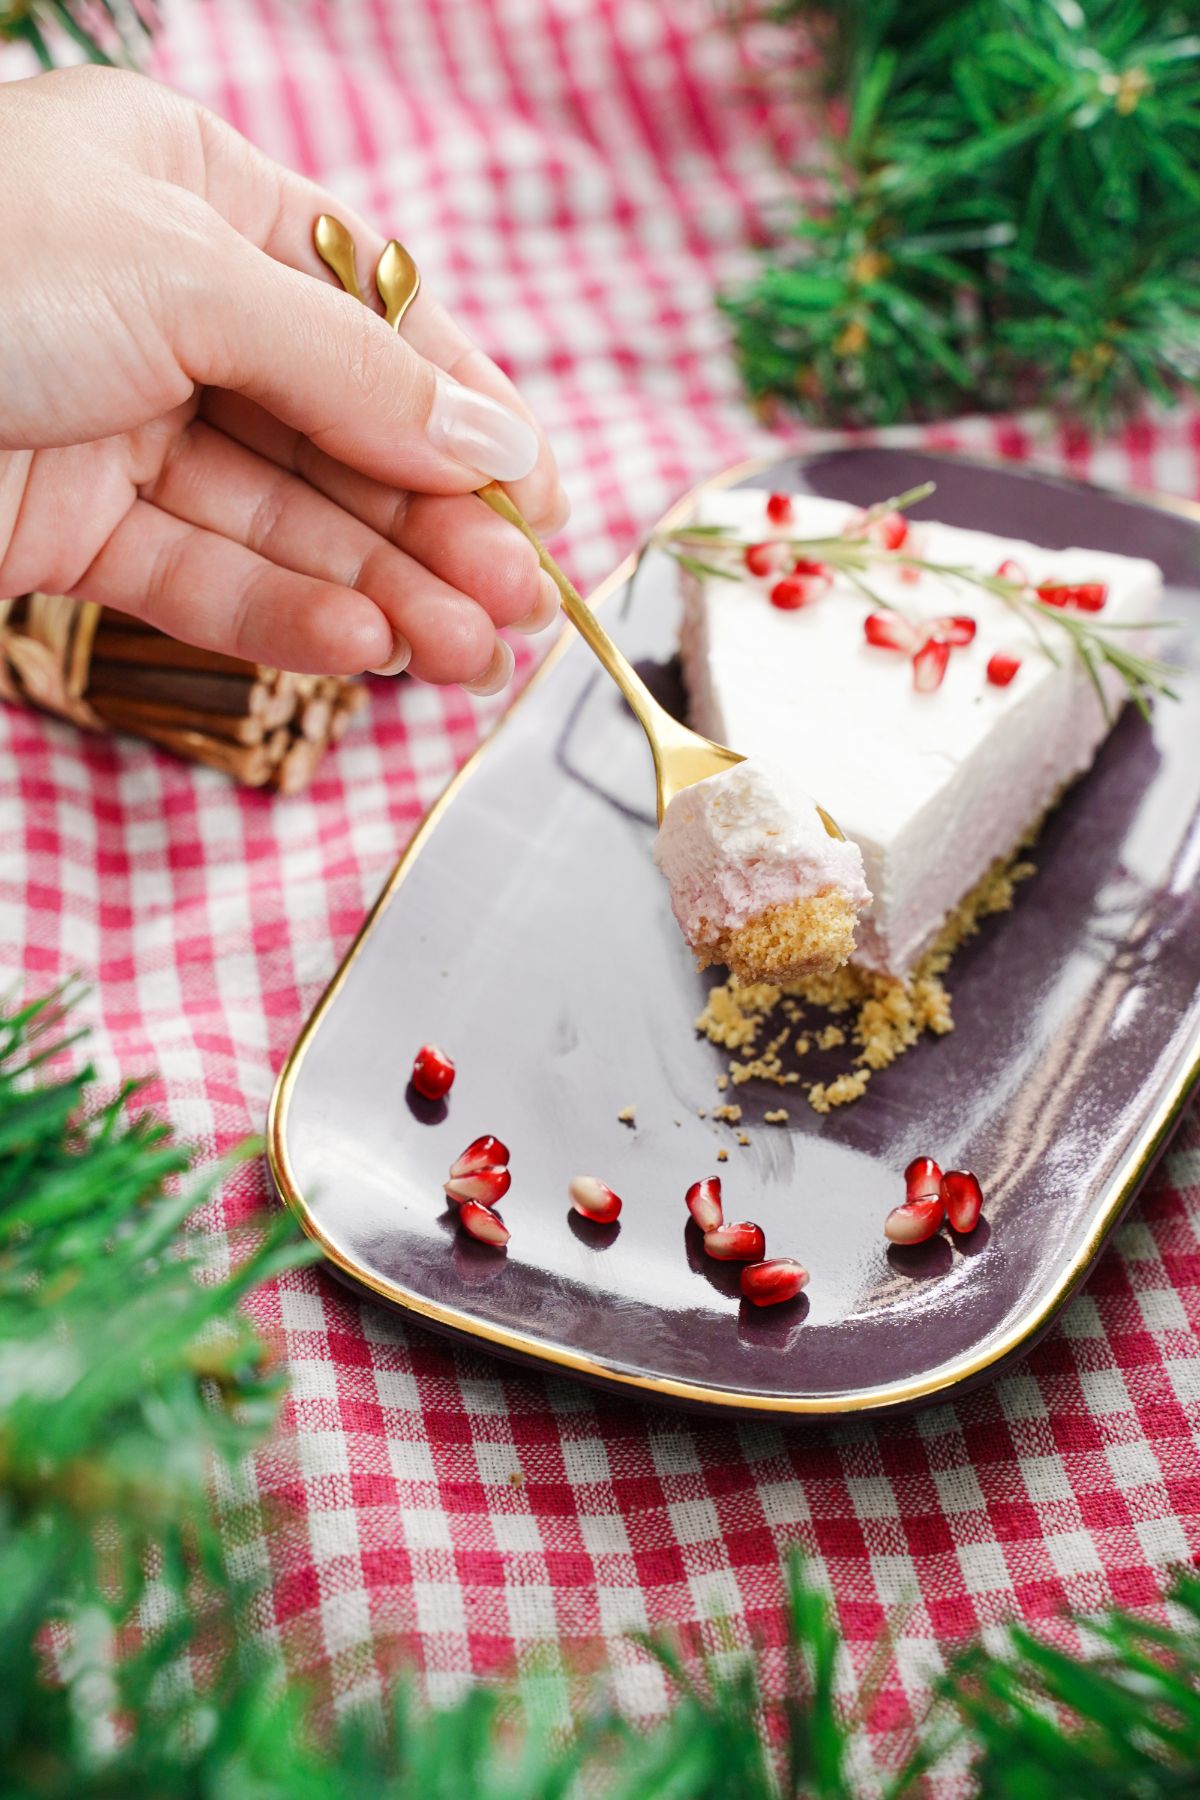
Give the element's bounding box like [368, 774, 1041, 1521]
[4, 0, 1200, 1780]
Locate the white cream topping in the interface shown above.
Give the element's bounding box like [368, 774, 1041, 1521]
[678, 491, 1162, 975]
[653, 757, 870, 946]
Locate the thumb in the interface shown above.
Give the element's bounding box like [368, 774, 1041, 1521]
[177, 216, 539, 495]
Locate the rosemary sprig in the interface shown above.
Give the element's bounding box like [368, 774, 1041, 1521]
[658, 483, 1178, 720]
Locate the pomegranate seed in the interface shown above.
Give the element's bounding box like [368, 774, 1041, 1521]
[997, 558, 1029, 586]
[449, 1135, 510, 1178]
[871, 511, 909, 551]
[704, 1220, 766, 1262]
[740, 1257, 809, 1306]
[770, 573, 824, 610]
[942, 1169, 983, 1234]
[765, 492, 793, 525]
[904, 1155, 943, 1204]
[935, 615, 976, 646]
[913, 638, 951, 692]
[411, 1043, 455, 1100]
[863, 609, 919, 653]
[744, 541, 783, 577]
[685, 1176, 724, 1234]
[987, 652, 1021, 687]
[569, 1175, 622, 1224]
[444, 1167, 511, 1208]
[793, 562, 832, 598]
[1037, 580, 1108, 613]
[459, 1201, 509, 1247]
[884, 1197, 945, 1245]
[769, 577, 804, 611]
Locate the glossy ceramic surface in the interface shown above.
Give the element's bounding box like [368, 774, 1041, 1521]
[269, 450, 1200, 1417]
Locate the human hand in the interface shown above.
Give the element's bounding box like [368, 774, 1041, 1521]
[0, 67, 568, 692]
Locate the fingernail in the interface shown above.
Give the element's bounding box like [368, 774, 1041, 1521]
[512, 571, 561, 635]
[369, 633, 412, 677]
[462, 638, 515, 697]
[427, 373, 539, 481]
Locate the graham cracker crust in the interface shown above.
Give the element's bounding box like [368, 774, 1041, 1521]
[694, 889, 860, 986]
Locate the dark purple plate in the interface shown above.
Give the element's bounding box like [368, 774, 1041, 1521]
[268, 450, 1200, 1418]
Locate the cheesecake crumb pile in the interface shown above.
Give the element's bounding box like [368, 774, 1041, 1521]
[696, 845, 1036, 1113]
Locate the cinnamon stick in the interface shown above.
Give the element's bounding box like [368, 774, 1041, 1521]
[89, 694, 267, 746]
[88, 664, 279, 719]
[98, 608, 164, 634]
[272, 737, 323, 796]
[119, 720, 280, 785]
[90, 627, 268, 679]
[260, 673, 300, 729]
[298, 695, 333, 742]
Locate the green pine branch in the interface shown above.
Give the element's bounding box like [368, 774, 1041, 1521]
[721, 1, 1200, 427]
[0, 0, 154, 68]
[1, 985, 1199, 1796]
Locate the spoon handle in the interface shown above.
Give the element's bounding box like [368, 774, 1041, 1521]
[475, 482, 671, 740]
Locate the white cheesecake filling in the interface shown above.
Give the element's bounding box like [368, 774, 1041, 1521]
[653, 757, 870, 948]
[678, 492, 1162, 977]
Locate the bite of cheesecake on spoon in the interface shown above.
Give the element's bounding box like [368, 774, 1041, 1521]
[652, 758, 870, 987]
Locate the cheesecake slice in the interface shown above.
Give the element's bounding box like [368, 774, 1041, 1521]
[677, 491, 1162, 980]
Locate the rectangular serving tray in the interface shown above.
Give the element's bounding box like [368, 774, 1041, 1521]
[268, 449, 1200, 1418]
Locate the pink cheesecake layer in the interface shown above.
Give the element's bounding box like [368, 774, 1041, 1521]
[653, 758, 870, 950]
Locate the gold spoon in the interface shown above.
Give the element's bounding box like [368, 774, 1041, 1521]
[314, 216, 842, 833]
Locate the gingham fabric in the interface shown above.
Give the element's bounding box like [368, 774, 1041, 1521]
[3, 1, 1200, 1783]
